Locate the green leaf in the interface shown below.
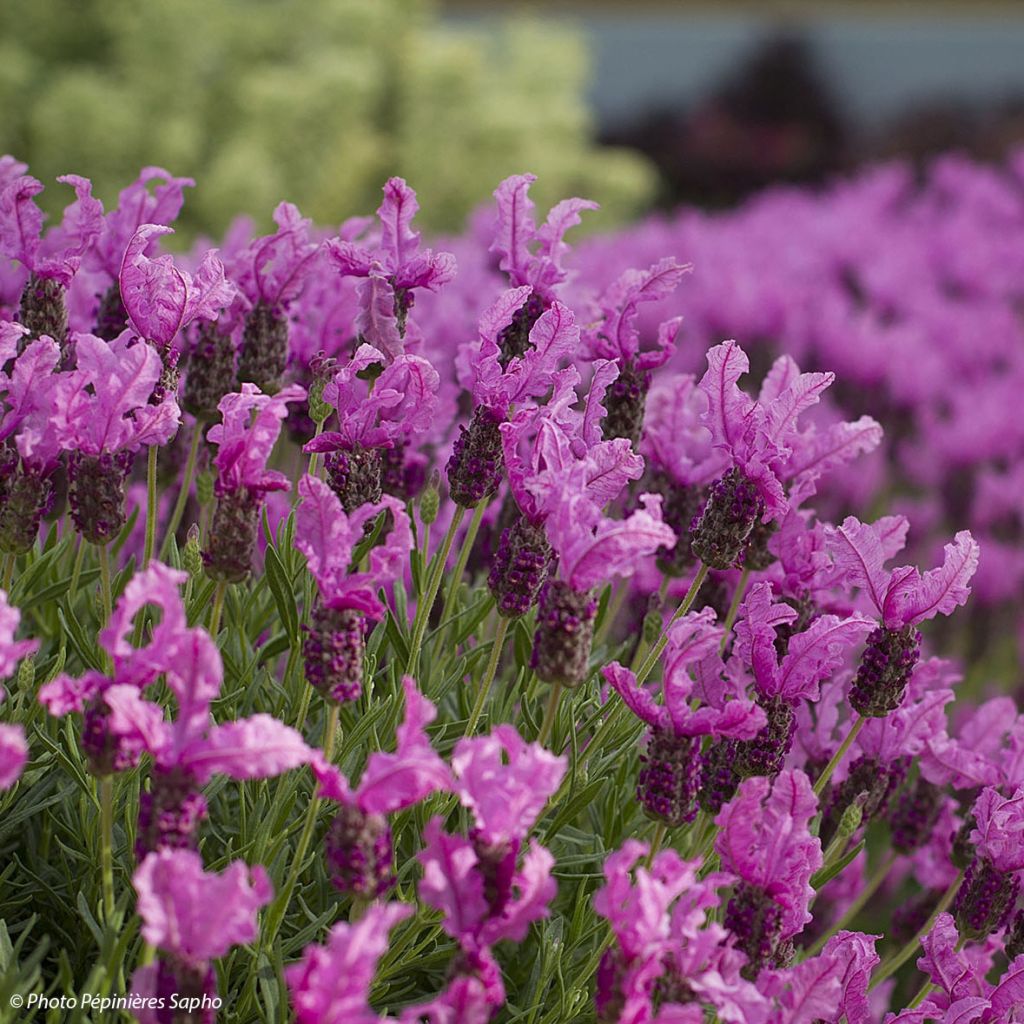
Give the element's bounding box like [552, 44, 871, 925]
[811, 840, 866, 890]
[263, 545, 299, 643]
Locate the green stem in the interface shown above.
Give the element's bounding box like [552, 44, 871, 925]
[635, 563, 709, 685]
[803, 851, 896, 959]
[208, 581, 227, 637]
[262, 706, 339, 951]
[307, 420, 325, 481]
[437, 500, 487, 641]
[537, 682, 563, 747]
[142, 445, 158, 569]
[97, 544, 113, 622]
[68, 535, 86, 598]
[869, 870, 963, 990]
[99, 775, 115, 922]
[644, 823, 666, 869]
[594, 580, 627, 647]
[719, 567, 750, 651]
[159, 422, 202, 560]
[406, 505, 465, 676]
[2, 552, 14, 593]
[813, 716, 865, 797]
[466, 617, 509, 737]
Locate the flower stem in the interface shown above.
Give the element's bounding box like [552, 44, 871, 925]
[644, 823, 666, 868]
[537, 682, 563, 747]
[719, 567, 750, 652]
[68, 535, 86, 598]
[869, 870, 963, 990]
[437, 500, 486, 641]
[99, 774, 115, 922]
[142, 444, 159, 569]
[466, 617, 509, 737]
[2, 552, 14, 594]
[406, 505, 465, 676]
[635, 563, 709, 685]
[262, 706, 339, 952]
[813, 715, 865, 797]
[159, 422, 202, 560]
[803, 851, 896, 959]
[208, 581, 227, 637]
[97, 543, 113, 622]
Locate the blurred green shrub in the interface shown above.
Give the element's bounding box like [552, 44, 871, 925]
[0, 0, 656, 235]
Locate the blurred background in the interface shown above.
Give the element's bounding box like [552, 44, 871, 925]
[2, 0, 1024, 234]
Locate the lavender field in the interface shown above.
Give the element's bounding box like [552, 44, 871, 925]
[0, 131, 1023, 1021]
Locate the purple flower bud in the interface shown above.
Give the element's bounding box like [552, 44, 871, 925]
[446, 406, 505, 508]
[324, 804, 394, 898]
[531, 580, 597, 688]
[496, 291, 545, 367]
[951, 812, 977, 870]
[651, 474, 704, 577]
[302, 605, 365, 704]
[698, 738, 741, 814]
[19, 273, 67, 349]
[183, 322, 236, 421]
[601, 360, 651, 447]
[890, 778, 943, 854]
[324, 445, 383, 513]
[151, 956, 218, 1024]
[734, 695, 796, 780]
[202, 487, 259, 583]
[954, 856, 1021, 939]
[850, 624, 922, 717]
[136, 767, 208, 861]
[0, 455, 54, 555]
[68, 450, 134, 545]
[1005, 909, 1024, 960]
[488, 516, 553, 619]
[724, 881, 784, 980]
[691, 468, 765, 570]
[637, 726, 701, 828]
[93, 282, 129, 342]
[237, 301, 289, 394]
[381, 440, 424, 501]
[820, 755, 910, 847]
[743, 517, 779, 572]
[82, 698, 140, 777]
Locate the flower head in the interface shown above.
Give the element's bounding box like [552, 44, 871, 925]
[119, 224, 235, 347]
[295, 474, 412, 618]
[207, 382, 306, 496]
[490, 173, 597, 301]
[0, 173, 103, 285]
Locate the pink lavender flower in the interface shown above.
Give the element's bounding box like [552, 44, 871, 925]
[119, 223, 235, 350]
[493, 364, 640, 617]
[326, 177, 456, 355]
[296, 474, 411, 702]
[49, 331, 180, 543]
[89, 167, 194, 339]
[131, 849, 272, 1024]
[231, 202, 322, 391]
[303, 345, 439, 510]
[593, 839, 767, 1024]
[727, 581, 874, 780]
[0, 328, 63, 552]
[0, 172, 103, 346]
[640, 371, 729, 576]
[605, 609, 765, 826]
[532, 460, 675, 687]
[953, 786, 1024, 939]
[585, 257, 690, 445]
[448, 289, 579, 508]
[418, 725, 565, 953]
[0, 589, 38, 789]
[489, 174, 596, 363]
[715, 769, 823, 978]
[690, 342, 836, 570]
[287, 901, 501, 1024]
[828, 516, 979, 717]
[310, 676, 450, 897]
[203, 382, 305, 582]
[885, 913, 1024, 1023]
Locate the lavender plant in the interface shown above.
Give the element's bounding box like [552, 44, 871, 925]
[0, 157, 1021, 1024]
